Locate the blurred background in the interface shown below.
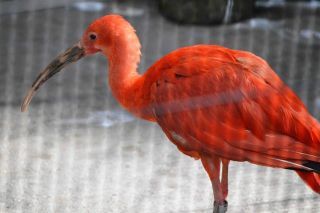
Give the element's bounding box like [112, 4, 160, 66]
[0, 0, 320, 212]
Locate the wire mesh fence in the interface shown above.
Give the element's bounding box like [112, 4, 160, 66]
[0, 0, 320, 212]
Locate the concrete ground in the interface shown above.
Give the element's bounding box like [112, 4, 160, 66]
[0, 1, 320, 212]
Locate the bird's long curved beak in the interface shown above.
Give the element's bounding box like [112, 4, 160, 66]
[21, 42, 85, 112]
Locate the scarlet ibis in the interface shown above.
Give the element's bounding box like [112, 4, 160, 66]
[22, 15, 320, 213]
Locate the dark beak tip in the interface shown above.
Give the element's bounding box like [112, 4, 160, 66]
[21, 96, 30, 112]
[21, 104, 28, 112]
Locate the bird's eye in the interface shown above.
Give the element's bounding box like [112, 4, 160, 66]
[89, 33, 97, 41]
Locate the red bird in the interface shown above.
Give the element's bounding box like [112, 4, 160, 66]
[22, 15, 320, 213]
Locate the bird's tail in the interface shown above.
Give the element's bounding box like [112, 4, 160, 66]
[296, 171, 320, 193]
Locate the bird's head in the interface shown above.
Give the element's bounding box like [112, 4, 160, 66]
[82, 14, 131, 55]
[21, 14, 132, 112]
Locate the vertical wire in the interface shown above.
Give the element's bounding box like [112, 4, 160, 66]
[244, 7, 260, 209]
[122, 4, 136, 210]
[176, 23, 190, 213]
[0, 8, 6, 213]
[156, 17, 181, 213]
[156, 13, 175, 213]
[10, 10, 30, 212]
[19, 0, 37, 211]
[129, 4, 148, 213]
[82, 10, 105, 213]
[131, 6, 152, 213]
[257, 10, 274, 213]
[124, 1, 145, 210]
[97, 3, 118, 210]
[111, 3, 126, 212]
[296, 4, 319, 210]
[182, 24, 197, 213]
[48, 1, 71, 212]
[3, 11, 18, 213]
[65, 7, 86, 213]
[145, 9, 166, 213]
[33, 1, 55, 212]
[108, 3, 125, 212]
[303, 7, 318, 111]
[279, 5, 303, 211]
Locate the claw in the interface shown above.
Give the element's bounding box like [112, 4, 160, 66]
[213, 200, 228, 213]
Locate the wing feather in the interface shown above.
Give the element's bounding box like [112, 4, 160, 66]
[150, 46, 320, 171]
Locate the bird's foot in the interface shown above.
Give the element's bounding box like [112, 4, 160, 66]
[213, 200, 228, 213]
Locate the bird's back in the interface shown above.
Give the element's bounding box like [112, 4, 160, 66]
[141, 45, 320, 192]
[145, 45, 320, 149]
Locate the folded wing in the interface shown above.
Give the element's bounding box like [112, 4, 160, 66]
[150, 46, 320, 176]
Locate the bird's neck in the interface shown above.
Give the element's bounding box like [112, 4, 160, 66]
[103, 30, 150, 119]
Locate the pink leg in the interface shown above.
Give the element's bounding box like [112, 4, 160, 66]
[221, 159, 230, 200]
[201, 155, 229, 213]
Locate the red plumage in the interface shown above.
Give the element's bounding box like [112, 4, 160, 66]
[145, 45, 320, 192]
[22, 15, 320, 212]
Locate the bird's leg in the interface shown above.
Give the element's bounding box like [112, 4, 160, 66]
[201, 155, 228, 213]
[221, 159, 230, 201]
